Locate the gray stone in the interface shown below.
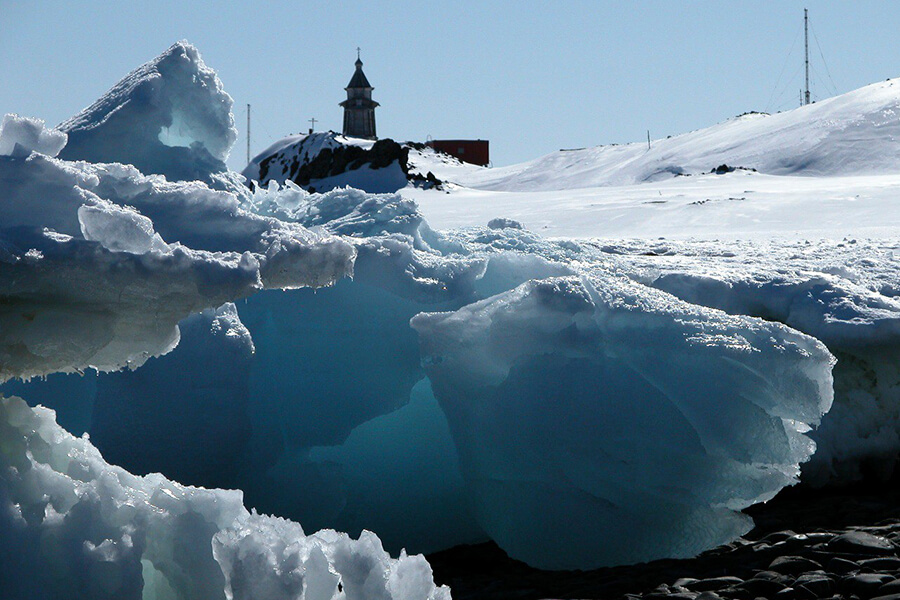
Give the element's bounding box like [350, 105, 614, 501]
[831, 531, 896, 555]
[794, 573, 834, 597]
[738, 577, 787, 596]
[686, 577, 744, 592]
[841, 573, 895, 596]
[763, 531, 799, 544]
[828, 557, 861, 575]
[860, 557, 900, 571]
[753, 570, 791, 583]
[769, 556, 824, 575]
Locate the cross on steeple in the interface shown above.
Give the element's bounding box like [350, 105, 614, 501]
[357, 47, 361, 60]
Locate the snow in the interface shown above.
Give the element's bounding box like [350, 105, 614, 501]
[243, 132, 376, 184]
[0, 45, 445, 597]
[441, 78, 900, 192]
[58, 41, 236, 182]
[0, 114, 67, 158]
[0, 395, 450, 600]
[243, 132, 409, 194]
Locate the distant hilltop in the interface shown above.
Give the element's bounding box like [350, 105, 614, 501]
[455, 77, 900, 192]
[242, 132, 468, 194]
[247, 77, 900, 195]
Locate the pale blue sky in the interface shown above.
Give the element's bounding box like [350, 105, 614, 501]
[2, 1, 899, 170]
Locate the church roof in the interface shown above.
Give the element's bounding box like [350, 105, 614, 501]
[347, 58, 372, 89]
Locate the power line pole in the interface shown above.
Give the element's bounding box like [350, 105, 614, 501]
[246, 104, 251, 164]
[647, 130, 651, 150]
[804, 8, 810, 105]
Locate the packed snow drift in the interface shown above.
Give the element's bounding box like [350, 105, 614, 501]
[4, 38, 900, 597]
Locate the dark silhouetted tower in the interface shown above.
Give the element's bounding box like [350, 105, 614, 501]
[340, 50, 378, 139]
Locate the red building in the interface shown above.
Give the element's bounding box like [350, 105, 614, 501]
[426, 139, 489, 167]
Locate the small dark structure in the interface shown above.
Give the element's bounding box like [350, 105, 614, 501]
[340, 51, 378, 139]
[426, 139, 490, 167]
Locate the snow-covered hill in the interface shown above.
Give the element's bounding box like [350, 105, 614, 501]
[403, 78, 900, 241]
[436, 77, 900, 192]
[243, 132, 448, 193]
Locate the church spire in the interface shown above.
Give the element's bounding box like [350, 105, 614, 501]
[340, 49, 379, 139]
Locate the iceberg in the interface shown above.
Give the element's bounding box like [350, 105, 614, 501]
[412, 274, 835, 569]
[0, 395, 449, 600]
[58, 41, 236, 182]
[9, 38, 891, 580]
[0, 45, 447, 598]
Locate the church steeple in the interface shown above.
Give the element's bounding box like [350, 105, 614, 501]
[340, 49, 379, 139]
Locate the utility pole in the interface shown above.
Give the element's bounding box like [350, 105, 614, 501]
[647, 130, 651, 150]
[804, 8, 810, 105]
[246, 104, 251, 164]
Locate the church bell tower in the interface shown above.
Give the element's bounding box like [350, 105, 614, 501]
[340, 49, 379, 139]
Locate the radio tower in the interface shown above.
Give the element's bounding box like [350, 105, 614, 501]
[804, 8, 810, 105]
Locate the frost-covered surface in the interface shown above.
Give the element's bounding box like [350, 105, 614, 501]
[0, 395, 450, 600]
[58, 41, 236, 182]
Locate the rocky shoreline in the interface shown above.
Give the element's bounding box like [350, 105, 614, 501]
[428, 486, 900, 600]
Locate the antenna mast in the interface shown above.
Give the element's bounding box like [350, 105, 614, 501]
[804, 8, 810, 105]
[246, 104, 251, 164]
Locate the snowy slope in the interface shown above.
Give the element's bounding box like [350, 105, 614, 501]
[407, 170, 900, 240]
[429, 77, 900, 192]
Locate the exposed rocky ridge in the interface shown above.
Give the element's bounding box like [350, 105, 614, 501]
[247, 133, 443, 192]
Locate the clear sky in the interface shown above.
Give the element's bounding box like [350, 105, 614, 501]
[2, 1, 899, 170]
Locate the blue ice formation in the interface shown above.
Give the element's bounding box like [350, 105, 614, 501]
[13, 40, 900, 590]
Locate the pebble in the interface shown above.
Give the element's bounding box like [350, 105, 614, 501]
[436, 490, 900, 600]
[793, 572, 834, 597]
[737, 577, 786, 596]
[860, 557, 900, 571]
[685, 577, 744, 592]
[830, 531, 896, 555]
[827, 556, 860, 574]
[841, 572, 895, 595]
[768, 556, 824, 574]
